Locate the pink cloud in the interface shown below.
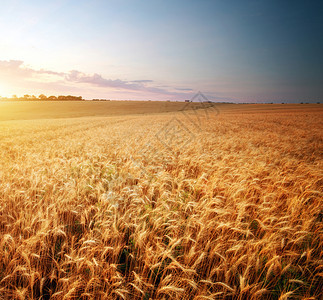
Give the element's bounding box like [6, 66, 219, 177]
[0, 60, 195, 100]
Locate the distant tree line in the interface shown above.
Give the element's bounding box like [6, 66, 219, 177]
[0, 94, 83, 101]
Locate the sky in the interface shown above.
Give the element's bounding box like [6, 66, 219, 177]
[0, 0, 322, 102]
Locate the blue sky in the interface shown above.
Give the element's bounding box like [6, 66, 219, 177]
[0, 0, 322, 102]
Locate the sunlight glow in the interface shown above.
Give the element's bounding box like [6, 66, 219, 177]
[0, 84, 8, 97]
[0, 83, 15, 98]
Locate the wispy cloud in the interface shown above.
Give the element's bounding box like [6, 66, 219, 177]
[175, 88, 194, 91]
[0, 60, 64, 77]
[130, 80, 154, 83]
[0, 60, 195, 99]
[65, 70, 143, 90]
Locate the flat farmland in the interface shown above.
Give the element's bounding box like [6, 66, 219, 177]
[0, 100, 321, 121]
[0, 100, 216, 121]
[0, 102, 322, 299]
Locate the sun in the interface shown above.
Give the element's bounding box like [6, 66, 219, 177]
[0, 83, 11, 98]
[0, 84, 5, 97]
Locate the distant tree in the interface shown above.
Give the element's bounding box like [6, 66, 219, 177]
[11, 94, 83, 101]
[58, 95, 66, 101]
[58, 95, 82, 101]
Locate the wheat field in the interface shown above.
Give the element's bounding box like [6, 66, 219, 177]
[0, 103, 322, 299]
